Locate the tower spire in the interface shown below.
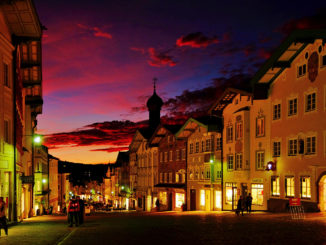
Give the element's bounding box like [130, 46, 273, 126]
[153, 77, 157, 93]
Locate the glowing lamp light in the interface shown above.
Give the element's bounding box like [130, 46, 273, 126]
[33, 135, 43, 144]
[42, 179, 46, 183]
[210, 159, 214, 163]
[266, 161, 276, 171]
[121, 186, 125, 190]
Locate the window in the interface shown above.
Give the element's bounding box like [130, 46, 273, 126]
[32, 67, 39, 81]
[160, 173, 163, 183]
[216, 137, 222, 151]
[306, 136, 316, 155]
[251, 184, 264, 205]
[216, 170, 222, 179]
[200, 190, 205, 206]
[195, 142, 199, 153]
[297, 64, 306, 77]
[4, 63, 9, 87]
[285, 176, 295, 197]
[159, 191, 167, 205]
[205, 139, 211, 152]
[225, 183, 237, 205]
[227, 155, 234, 171]
[226, 126, 233, 142]
[322, 54, 326, 67]
[271, 176, 280, 196]
[189, 143, 193, 154]
[160, 152, 163, 162]
[256, 151, 264, 170]
[175, 173, 179, 183]
[31, 41, 38, 62]
[168, 151, 172, 161]
[273, 104, 281, 120]
[189, 170, 194, 180]
[181, 149, 186, 160]
[205, 167, 210, 180]
[235, 153, 242, 170]
[4, 120, 10, 144]
[288, 98, 297, 116]
[256, 117, 265, 137]
[288, 139, 298, 156]
[201, 141, 204, 152]
[21, 44, 28, 62]
[164, 173, 168, 183]
[235, 122, 243, 139]
[164, 152, 168, 162]
[273, 141, 281, 157]
[176, 150, 180, 161]
[306, 92, 316, 112]
[300, 177, 311, 198]
[175, 193, 185, 208]
[169, 173, 172, 183]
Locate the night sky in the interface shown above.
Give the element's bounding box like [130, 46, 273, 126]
[34, 0, 326, 163]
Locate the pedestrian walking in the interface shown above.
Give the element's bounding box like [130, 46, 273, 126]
[236, 196, 244, 216]
[246, 193, 253, 214]
[0, 197, 8, 236]
[68, 196, 80, 227]
[76, 196, 84, 224]
[155, 198, 160, 212]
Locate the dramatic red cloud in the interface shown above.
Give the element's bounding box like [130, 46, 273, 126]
[279, 13, 326, 35]
[148, 47, 177, 67]
[90, 147, 129, 153]
[176, 32, 218, 48]
[44, 120, 148, 151]
[77, 23, 112, 39]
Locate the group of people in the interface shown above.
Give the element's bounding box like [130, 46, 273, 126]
[67, 196, 85, 227]
[236, 193, 253, 216]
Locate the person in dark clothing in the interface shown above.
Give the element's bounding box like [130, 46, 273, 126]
[236, 196, 244, 216]
[76, 196, 84, 224]
[0, 197, 8, 236]
[155, 198, 160, 212]
[246, 193, 253, 214]
[68, 197, 80, 227]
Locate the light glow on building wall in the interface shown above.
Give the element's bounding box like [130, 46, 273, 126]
[175, 193, 185, 208]
[200, 190, 205, 206]
[215, 190, 221, 209]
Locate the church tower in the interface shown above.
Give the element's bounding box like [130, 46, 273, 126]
[146, 78, 163, 131]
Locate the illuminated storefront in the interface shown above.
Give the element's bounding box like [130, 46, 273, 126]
[175, 193, 185, 208]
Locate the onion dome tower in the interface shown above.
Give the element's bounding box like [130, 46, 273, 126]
[146, 78, 163, 131]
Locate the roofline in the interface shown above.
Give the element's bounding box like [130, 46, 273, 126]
[175, 118, 207, 138]
[250, 29, 326, 86]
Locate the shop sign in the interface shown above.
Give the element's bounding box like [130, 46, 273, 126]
[289, 198, 301, 206]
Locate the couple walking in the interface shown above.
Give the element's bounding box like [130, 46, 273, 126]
[236, 193, 252, 216]
[67, 196, 85, 227]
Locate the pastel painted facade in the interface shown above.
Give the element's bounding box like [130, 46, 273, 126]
[176, 117, 222, 211]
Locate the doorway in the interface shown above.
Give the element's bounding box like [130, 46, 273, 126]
[205, 190, 211, 211]
[190, 189, 196, 210]
[319, 175, 326, 211]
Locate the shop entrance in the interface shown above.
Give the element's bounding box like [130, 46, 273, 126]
[319, 175, 326, 211]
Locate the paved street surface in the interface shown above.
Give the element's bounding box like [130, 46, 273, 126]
[1, 211, 326, 245]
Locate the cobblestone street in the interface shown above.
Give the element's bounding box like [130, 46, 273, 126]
[1, 212, 326, 245]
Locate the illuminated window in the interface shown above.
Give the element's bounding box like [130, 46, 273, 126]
[288, 98, 297, 116]
[235, 153, 242, 170]
[216, 137, 222, 151]
[306, 136, 316, 155]
[300, 177, 311, 199]
[227, 126, 233, 142]
[273, 141, 281, 157]
[273, 104, 281, 120]
[227, 155, 234, 171]
[195, 142, 199, 153]
[31, 41, 38, 62]
[256, 117, 265, 137]
[200, 190, 205, 206]
[175, 173, 179, 183]
[288, 139, 298, 156]
[189, 143, 194, 154]
[305, 92, 316, 112]
[215, 190, 222, 209]
[159, 191, 167, 205]
[169, 151, 173, 161]
[181, 173, 185, 183]
[164, 152, 168, 162]
[3, 63, 9, 87]
[175, 193, 185, 208]
[32, 67, 39, 81]
[285, 176, 295, 197]
[256, 151, 264, 170]
[21, 44, 28, 62]
[225, 183, 237, 205]
[251, 184, 264, 205]
[205, 139, 211, 152]
[235, 122, 243, 139]
[297, 64, 306, 77]
[189, 170, 194, 180]
[271, 176, 280, 196]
